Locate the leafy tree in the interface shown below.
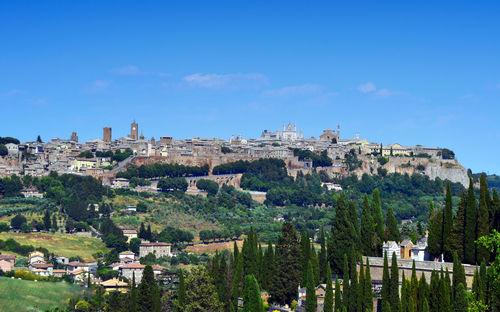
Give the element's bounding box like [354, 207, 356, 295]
[11, 214, 27, 228]
[0, 144, 7, 156]
[196, 179, 219, 196]
[184, 266, 223, 312]
[242, 274, 264, 312]
[36, 135, 43, 143]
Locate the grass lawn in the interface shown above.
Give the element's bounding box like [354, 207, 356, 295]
[0, 277, 84, 312]
[0, 232, 108, 261]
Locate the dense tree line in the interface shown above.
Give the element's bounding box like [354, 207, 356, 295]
[117, 163, 209, 179]
[292, 148, 332, 167]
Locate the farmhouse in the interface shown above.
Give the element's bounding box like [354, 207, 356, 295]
[139, 242, 172, 258]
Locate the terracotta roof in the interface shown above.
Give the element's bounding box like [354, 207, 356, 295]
[52, 269, 67, 273]
[107, 262, 121, 268]
[31, 263, 53, 269]
[152, 265, 165, 271]
[120, 263, 145, 269]
[67, 262, 88, 267]
[0, 254, 16, 261]
[122, 230, 137, 234]
[69, 269, 84, 275]
[100, 278, 128, 287]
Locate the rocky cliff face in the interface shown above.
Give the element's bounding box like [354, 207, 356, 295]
[355, 156, 470, 188]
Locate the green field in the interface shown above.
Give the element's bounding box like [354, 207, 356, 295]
[0, 277, 83, 312]
[0, 232, 108, 261]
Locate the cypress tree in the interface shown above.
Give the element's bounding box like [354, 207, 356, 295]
[301, 229, 311, 285]
[427, 202, 443, 258]
[477, 194, 490, 263]
[146, 224, 152, 241]
[417, 274, 428, 312]
[410, 260, 418, 310]
[389, 253, 399, 312]
[361, 194, 377, 256]
[443, 183, 453, 261]
[319, 227, 328, 282]
[342, 254, 350, 312]
[371, 189, 385, 245]
[358, 259, 365, 312]
[242, 228, 258, 277]
[382, 252, 390, 305]
[472, 267, 481, 301]
[479, 260, 487, 303]
[137, 265, 160, 312]
[242, 275, 264, 312]
[257, 244, 264, 284]
[274, 221, 301, 305]
[348, 201, 361, 246]
[465, 178, 477, 264]
[429, 271, 439, 312]
[177, 269, 185, 311]
[492, 189, 500, 231]
[334, 275, 342, 312]
[262, 241, 274, 291]
[452, 252, 466, 300]
[422, 299, 429, 312]
[382, 302, 391, 312]
[311, 244, 320, 286]
[233, 241, 239, 269]
[231, 253, 244, 311]
[450, 192, 467, 261]
[386, 206, 400, 242]
[440, 269, 451, 312]
[452, 283, 468, 312]
[364, 259, 373, 312]
[305, 261, 317, 312]
[324, 264, 334, 312]
[130, 272, 137, 312]
[217, 255, 229, 310]
[348, 253, 359, 312]
[328, 193, 358, 274]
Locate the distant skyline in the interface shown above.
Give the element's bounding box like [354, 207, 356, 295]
[1, 1, 500, 174]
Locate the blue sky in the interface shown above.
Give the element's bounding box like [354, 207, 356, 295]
[1, 1, 500, 173]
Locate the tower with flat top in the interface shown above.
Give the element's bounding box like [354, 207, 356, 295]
[130, 121, 138, 141]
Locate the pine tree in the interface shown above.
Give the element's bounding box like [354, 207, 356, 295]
[371, 189, 385, 245]
[386, 206, 400, 242]
[422, 299, 429, 312]
[443, 183, 454, 261]
[465, 178, 478, 264]
[334, 275, 342, 312]
[417, 274, 428, 312]
[358, 259, 365, 312]
[382, 252, 390, 305]
[233, 241, 239, 268]
[184, 266, 223, 312]
[261, 241, 274, 291]
[450, 192, 467, 261]
[382, 301, 391, 312]
[472, 267, 481, 301]
[342, 255, 350, 312]
[273, 221, 302, 305]
[176, 269, 186, 312]
[348, 253, 359, 312]
[492, 189, 500, 231]
[400, 272, 408, 312]
[452, 283, 468, 312]
[429, 271, 439, 312]
[146, 224, 152, 241]
[324, 264, 334, 312]
[319, 227, 328, 282]
[311, 244, 320, 286]
[477, 193, 490, 263]
[479, 260, 487, 303]
[138, 265, 160, 312]
[242, 275, 263, 312]
[389, 253, 400, 312]
[305, 261, 317, 312]
[361, 194, 376, 256]
[43, 210, 51, 231]
[439, 269, 451, 312]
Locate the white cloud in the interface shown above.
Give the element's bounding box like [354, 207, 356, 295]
[358, 82, 376, 93]
[87, 80, 112, 93]
[496, 82, 500, 89]
[183, 73, 268, 89]
[0, 89, 22, 96]
[375, 88, 399, 98]
[110, 65, 143, 75]
[263, 84, 324, 97]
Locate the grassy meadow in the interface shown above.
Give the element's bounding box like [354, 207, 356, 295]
[0, 277, 83, 312]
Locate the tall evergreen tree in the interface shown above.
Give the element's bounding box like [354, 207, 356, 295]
[262, 241, 274, 291]
[319, 227, 328, 282]
[328, 193, 358, 274]
[389, 253, 400, 312]
[439, 269, 451, 312]
[429, 271, 440, 312]
[452, 252, 466, 300]
[371, 189, 385, 245]
[364, 259, 373, 312]
[348, 201, 361, 246]
[184, 266, 222, 312]
[479, 260, 487, 303]
[410, 261, 418, 310]
[342, 255, 350, 312]
[176, 269, 186, 312]
[301, 229, 312, 285]
[400, 272, 408, 312]
[233, 240, 239, 269]
[465, 178, 478, 264]
[231, 253, 244, 311]
[386, 206, 400, 242]
[382, 252, 390, 306]
[311, 244, 320, 286]
[452, 283, 468, 312]
[418, 274, 429, 312]
[361, 194, 377, 256]
[130, 272, 137, 312]
[472, 267, 481, 301]
[492, 189, 500, 231]
[382, 302, 391, 312]
[274, 221, 302, 305]
[242, 228, 258, 277]
[324, 264, 334, 312]
[43, 210, 51, 231]
[348, 253, 359, 312]
[137, 265, 160, 312]
[477, 193, 491, 263]
[334, 275, 342, 312]
[358, 259, 366, 312]
[242, 275, 264, 312]
[450, 192, 467, 261]
[422, 299, 429, 312]
[427, 201, 443, 258]
[443, 183, 454, 261]
[305, 261, 317, 312]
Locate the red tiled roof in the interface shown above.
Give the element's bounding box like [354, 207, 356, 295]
[120, 263, 145, 269]
[31, 263, 53, 269]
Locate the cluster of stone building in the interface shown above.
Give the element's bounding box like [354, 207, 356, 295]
[0, 121, 454, 184]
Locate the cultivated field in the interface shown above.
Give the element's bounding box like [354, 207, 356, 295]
[185, 239, 244, 255]
[0, 232, 108, 261]
[0, 277, 83, 312]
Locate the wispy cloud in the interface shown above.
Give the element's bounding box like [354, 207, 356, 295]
[0, 89, 22, 97]
[263, 84, 324, 97]
[358, 82, 376, 93]
[183, 73, 268, 89]
[496, 82, 500, 89]
[375, 88, 400, 98]
[86, 80, 112, 93]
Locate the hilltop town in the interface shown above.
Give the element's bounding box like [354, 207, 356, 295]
[0, 121, 469, 190]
